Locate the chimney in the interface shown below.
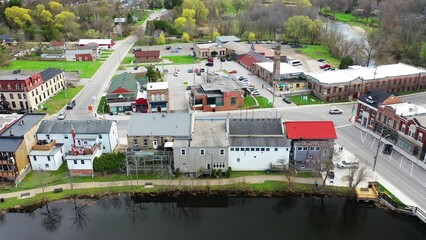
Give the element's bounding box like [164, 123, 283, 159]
[273, 31, 281, 80]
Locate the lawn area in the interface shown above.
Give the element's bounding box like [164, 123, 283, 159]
[230, 171, 268, 178]
[298, 45, 341, 66]
[137, 11, 151, 26]
[420, 41, 426, 60]
[162, 55, 195, 64]
[121, 56, 134, 65]
[97, 96, 108, 114]
[294, 172, 321, 178]
[376, 183, 405, 206]
[256, 96, 274, 108]
[38, 85, 84, 115]
[289, 94, 326, 106]
[0, 60, 103, 78]
[243, 95, 256, 108]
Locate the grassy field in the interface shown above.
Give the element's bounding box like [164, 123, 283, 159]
[256, 96, 274, 108]
[243, 95, 256, 108]
[289, 94, 326, 106]
[162, 55, 195, 64]
[0, 60, 102, 78]
[298, 45, 341, 66]
[294, 172, 321, 178]
[121, 56, 134, 65]
[97, 96, 108, 114]
[38, 85, 84, 115]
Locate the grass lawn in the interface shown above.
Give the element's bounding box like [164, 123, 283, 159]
[0, 60, 102, 78]
[243, 95, 256, 108]
[376, 183, 405, 206]
[230, 171, 268, 178]
[420, 41, 426, 60]
[298, 45, 341, 66]
[256, 96, 274, 108]
[38, 85, 84, 115]
[162, 55, 195, 64]
[137, 11, 151, 26]
[97, 96, 108, 114]
[289, 94, 326, 106]
[121, 56, 134, 65]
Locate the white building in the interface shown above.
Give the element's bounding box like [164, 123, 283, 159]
[65, 143, 102, 176]
[227, 118, 290, 171]
[28, 140, 65, 171]
[78, 39, 114, 50]
[36, 119, 119, 153]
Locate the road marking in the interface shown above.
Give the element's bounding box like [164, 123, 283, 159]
[335, 124, 353, 129]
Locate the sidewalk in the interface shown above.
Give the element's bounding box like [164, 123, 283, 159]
[0, 175, 317, 200]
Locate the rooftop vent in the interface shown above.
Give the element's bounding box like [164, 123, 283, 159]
[9, 129, 13, 136]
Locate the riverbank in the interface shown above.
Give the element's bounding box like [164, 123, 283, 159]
[0, 176, 353, 212]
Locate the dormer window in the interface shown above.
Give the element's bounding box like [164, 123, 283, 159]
[7, 84, 11, 90]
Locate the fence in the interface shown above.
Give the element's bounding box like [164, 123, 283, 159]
[380, 193, 426, 224]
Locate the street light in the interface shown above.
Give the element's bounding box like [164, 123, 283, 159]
[373, 126, 391, 172]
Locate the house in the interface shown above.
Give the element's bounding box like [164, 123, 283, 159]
[147, 82, 169, 113]
[190, 76, 245, 112]
[228, 118, 290, 171]
[35, 120, 119, 153]
[65, 49, 94, 61]
[306, 63, 426, 102]
[253, 62, 305, 92]
[106, 73, 148, 113]
[0, 68, 66, 111]
[127, 113, 192, 151]
[216, 35, 241, 45]
[78, 42, 100, 58]
[356, 89, 402, 130]
[134, 50, 160, 63]
[238, 51, 272, 72]
[285, 121, 337, 169]
[173, 118, 228, 176]
[28, 140, 65, 171]
[78, 39, 114, 50]
[48, 41, 67, 51]
[0, 113, 46, 184]
[0, 34, 17, 46]
[193, 43, 226, 59]
[222, 41, 250, 60]
[65, 136, 102, 176]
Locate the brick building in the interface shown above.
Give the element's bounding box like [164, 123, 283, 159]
[134, 50, 160, 63]
[147, 82, 169, 112]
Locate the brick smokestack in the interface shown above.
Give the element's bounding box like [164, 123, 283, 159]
[273, 32, 281, 79]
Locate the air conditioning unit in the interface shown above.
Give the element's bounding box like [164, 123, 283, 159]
[8, 157, 15, 164]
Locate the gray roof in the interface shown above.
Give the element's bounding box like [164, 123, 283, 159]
[65, 49, 93, 55]
[128, 113, 192, 137]
[37, 120, 114, 134]
[228, 118, 283, 136]
[191, 119, 228, 147]
[415, 115, 426, 127]
[216, 36, 241, 43]
[29, 144, 63, 156]
[229, 136, 288, 147]
[0, 137, 23, 152]
[223, 42, 250, 55]
[0, 113, 46, 137]
[40, 68, 63, 82]
[358, 89, 394, 109]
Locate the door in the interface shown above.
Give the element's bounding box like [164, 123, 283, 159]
[156, 105, 161, 112]
[153, 139, 158, 149]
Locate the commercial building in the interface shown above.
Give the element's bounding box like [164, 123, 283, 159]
[147, 82, 169, 113]
[78, 39, 114, 50]
[193, 43, 226, 59]
[134, 50, 161, 63]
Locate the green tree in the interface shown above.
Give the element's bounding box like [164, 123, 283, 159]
[285, 15, 312, 44]
[146, 65, 160, 82]
[54, 11, 80, 40]
[164, 0, 183, 9]
[182, 0, 209, 23]
[93, 152, 125, 174]
[225, 167, 232, 178]
[248, 32, 256, 42]
[307, 19, 322, 44]
[4, 6, 32, 29]
[174, 17, 187, 32]
[85, 29, 100, 38]
[211, 31, 220, 40]
[158, 33, 166, 44]
[295, 0, 312, 7]
[339, 56, 354, 69]
[182, 32, 190, 42]
[182, 8, 196, 23]
[48, 1, 63, 15]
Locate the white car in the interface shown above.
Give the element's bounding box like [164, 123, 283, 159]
[57, 112, 66, 120]
[173, 72, 179, 77]
[329, 107, 343, 114]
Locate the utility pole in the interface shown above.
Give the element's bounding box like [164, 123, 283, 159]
[373, 127, 389, 172]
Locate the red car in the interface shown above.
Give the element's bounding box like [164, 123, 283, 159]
[207, 57, 214, 63]
[229, 70, 237, 74]
[320, 64, 331, 69]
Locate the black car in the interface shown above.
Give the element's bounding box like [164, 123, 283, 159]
[13, 69, 21, 74]
[205, 62, 214, 67]
[327, 171, 335, 179]
[318, 59, 326, 63]
[200, 68, 205, 72]
[0, 108, 12, 114]
[220, 57, 226, 62]
[134, 66, 139, 70]
[283, 97, 292, 104]
[383, 144, 393, 155]
[166, 46, 171, 50]
[66, 100, 76, 109]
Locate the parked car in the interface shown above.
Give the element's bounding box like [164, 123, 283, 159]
[337, 160, 359, 169]
[196, 71, 201, 76]
[186, 86, 192, 90]
[207, 57, 214, 63]
[320, 64, 331, 69]
[173, 72, 179, 77]
[17, 108, 28, 114]
[238, 75, 246, 80]
[177, 45, 182, 49]
[229, 70, 237, 74]
[226, 56, 232, 61]
[13, 69, 21, 74]
[283, 97, 292, 104]
[288, 60, 302, 66]
[205, 62, 214, 67]
[187, 68, 193, 73]
[329, 107, 343, 114]
[327, 171, 335, 179]
[166, 46, 171, 50]
[266, 40, 271, 44]
[200, 68, 205, 72]
[383, 144, 393, 155]
[190, 46, 194, 50]
[57, 111, 66, 120]
[318, 59, 326, 62]
[290, 44, 303, 48]
[66, 100, 76, 109]
[220, 56, 226, 62]
[134, 66, 139, 70]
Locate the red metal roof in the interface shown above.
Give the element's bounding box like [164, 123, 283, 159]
[134, 50, 160, 58]
[238, 54, 260, 68]
[285, 121, 337, 140]
[49, 41, 65, 47]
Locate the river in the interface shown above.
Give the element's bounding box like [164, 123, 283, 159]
[0, 195, 425, 240]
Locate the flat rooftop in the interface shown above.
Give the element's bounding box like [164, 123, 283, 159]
[191, 119, 228, 147]
[147, 82, 168, 90]
[0, 70, 38, 81]
[254, 62, 304, 75]
[0, 113, 46, 137]
[195, 43, 222, 49]
[389, 102, 426, 118]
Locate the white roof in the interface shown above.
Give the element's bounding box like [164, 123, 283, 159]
[79, 39, 112, 45]
[389, 102, 426, 118]
[307, 63, 426, 84]
[147, 82, 168, 90]
[195, 43, 221, 49]
[255, 62, 304, 75]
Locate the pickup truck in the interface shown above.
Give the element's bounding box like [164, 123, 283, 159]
[337, 160, 359, 169]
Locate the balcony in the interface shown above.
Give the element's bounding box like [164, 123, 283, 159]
[68, 145, 98, 156]
[32, 139, 56, 151]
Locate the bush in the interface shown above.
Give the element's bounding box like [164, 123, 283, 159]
[226, 167, 232, 178]
[217, 169, 223, 178]
[174, 168, 181, 178]
[93, 152, 125, 174]
[211, 169, 217, 178]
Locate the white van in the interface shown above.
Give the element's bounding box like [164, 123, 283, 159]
[337, 160, 359, 169]
[288, 60, 302, 66]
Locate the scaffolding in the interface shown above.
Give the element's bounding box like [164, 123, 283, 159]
[125, 150, 173, 178]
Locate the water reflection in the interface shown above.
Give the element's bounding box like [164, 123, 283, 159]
[71, 197, 89, 231]
[40, 203, 63, 232]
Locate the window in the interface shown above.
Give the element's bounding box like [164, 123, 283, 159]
[81, 160, 85, 164]
[418, 133, 423, 142]
[181, 149, 186, 155]
[46, 134, 50, 140]
[133, 139, 138, 145]
[18, 93, 22, 99]
[261, 148, 265, 151]
[316, 147, 320, 151]
[274, 148, 278, 151]
[230, 148, 234, 151]
[323, 149, 327, 155]
[245, 148, 249, 151]
[303, 147, 308, 151]
[251, 148, 255, 151]
[310, 147, 315, 151]
[99, 134, 102, 139]
[65, 135, 68, 139]
[200, 149, 205, 155]
[401, 124, 406, 133]
[231, 97, 237, 106]
[235, 148, 240, 151]
[256, 148, 260, 151]
[47, 156, 51, 161]
[266, 148, 270, 151]
[45, 164, 49, 168]
[237, 158, 240, 162]
[103, 145, 106, 149]
[9, 93, 13, 99]
[219, 149, 225, 155]
[73, 160, 77, 164]
[143, 139, 148, 146]
[33, 156, 37, 161]
[297, 147, 302, 151]
[12, 102, 16, 108]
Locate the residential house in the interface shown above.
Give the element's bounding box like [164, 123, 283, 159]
[356, 89, 402, 130]
[216, 36, 241, 45]
[306, 63, 426, 102]
[228, 118, 290, 171]
[65, 137, 102, 176]
[134, 50, 160, 63]
[0, 113, 46, 184]
[48, 41, 67, 51]
[36, 120, 119, 153]
[193, 43, 226, 59]
[0, 34, 17, 46]
[127, 113, 192, 150]
[106, 73, 148, 113]
[78, 42, 101, 59]
[147, 82, 169, 113]
[78, 39, 114, 50]
[174, 118, 228, 176]
[28, 140, 65, 171]
[0, 68, 66, 111]
[65, 49, 94, 61]
[190, 77, 245, 112]
[253, 62, 306, 93]
[285, 121, 337, 169]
